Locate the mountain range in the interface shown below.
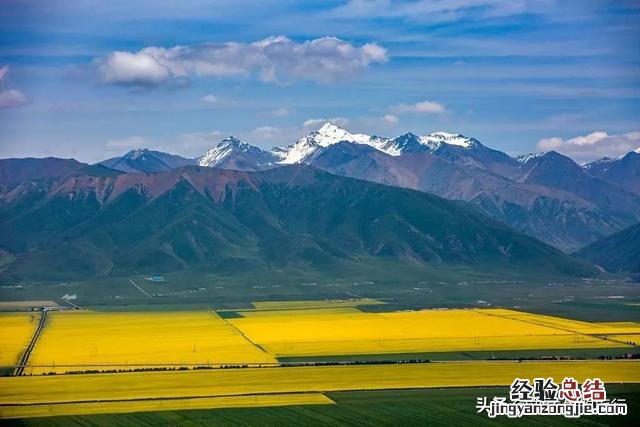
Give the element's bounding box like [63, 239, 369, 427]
[0, 162, 594, 281]
[97, 122, 640, 252]
[575, 223, 640, 281]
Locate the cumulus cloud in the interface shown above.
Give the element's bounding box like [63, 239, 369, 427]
[97, 51, 171, 86]
[95, 36, 388, 88]
[382, 114, 399, 124]
[390, 100, 447, 114]
[0, 66, 28, 109]
[536, 131, 640, 163]
[201, 94, 219, 104]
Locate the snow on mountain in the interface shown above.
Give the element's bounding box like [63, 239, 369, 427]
[583, 157, 613, 170]
[312, 122, 372, 147]
[272, 122, 480, 164]
[198, 136, 277, 170]
[381, 133, 430, 156]
[274, 122, 380, 164]
[198, 137, 244, 167]
[420, 132, 478, 150]
[516, 152, 545, 164]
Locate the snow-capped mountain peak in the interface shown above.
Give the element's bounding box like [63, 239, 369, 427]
[421, 132, 477, 149]
[198, 136, 278, 170]
[272, 123, 488, 164]
[199, 136, 251, 167]
[382, 133, 428, 156]
[312, 122, 372, 147]
[516, 152, 545, 164]
[583, 156, 612, 170]
[274, 122, 376, 164]
[124, 148, 150, 160]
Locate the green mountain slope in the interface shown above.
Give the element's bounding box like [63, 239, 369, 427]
[0, 165, 594, 281]
[575, 223, 640, 277]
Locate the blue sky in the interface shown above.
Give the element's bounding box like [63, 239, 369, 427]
[0, 0, 639, 163]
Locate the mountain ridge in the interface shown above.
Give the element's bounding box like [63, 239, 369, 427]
[4, 122, 640, 252]
[0, 164, 595, 281]
[575, 223, 640, 280]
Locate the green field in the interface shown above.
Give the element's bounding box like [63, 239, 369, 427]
[4, 386, 638, 427]
[278, 347, 638, 363]
[2, 274, 639, 323]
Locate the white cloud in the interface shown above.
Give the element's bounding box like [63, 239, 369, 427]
[251, 125, 282, 139]
[0, 89, 28, 109]
[536, 131, 640, 163]
[302, 117, 351, 128]
[265, 107, 291, 117]
[0, 66, 28, 109]
[390, 100, 447, 114]
[537, 136, 563, 150]
[201, 94, 219, 104]
[95, 36, 388, 87]
[96, 51, 172, 86]
[381, 114, 399, 125]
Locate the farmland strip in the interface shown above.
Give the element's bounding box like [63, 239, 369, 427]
[14, 310, 47, 376]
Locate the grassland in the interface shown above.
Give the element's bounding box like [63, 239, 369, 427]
[11, 386, 640, 427]
[228, 307, 633, 357]
[249, 299, 385, 310]
[0, 312, 39, 366]
[3, 273, 639, 323]
[26, 311, 276, 374]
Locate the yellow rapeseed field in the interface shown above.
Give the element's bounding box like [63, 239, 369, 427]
[229, 308, 627, 356]
[0, 312, 39, 366]
[27, 311, 276, 374]
[477, 309, 640, 335]
[0, 393, 334, 419]
[609, 335, 639, 345]
[12, 305, 638, 375]
[1, 361, 637, 408]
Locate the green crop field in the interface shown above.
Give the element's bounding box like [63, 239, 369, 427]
[4, 386, 639, 427]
